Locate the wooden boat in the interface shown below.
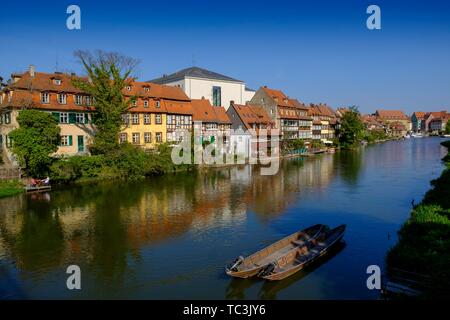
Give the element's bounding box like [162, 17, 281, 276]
[25, 185, 51, 193]
[226, 224, 326, 278]
[258, 224, 346, 281]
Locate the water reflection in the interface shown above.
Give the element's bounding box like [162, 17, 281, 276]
[1, 139, 442, 299]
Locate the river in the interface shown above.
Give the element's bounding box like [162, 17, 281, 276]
[0, 137, 447, 299]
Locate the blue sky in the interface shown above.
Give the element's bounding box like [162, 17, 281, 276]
[1, 0, 449, 114]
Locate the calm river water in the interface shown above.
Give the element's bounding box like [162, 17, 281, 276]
[0, 137, 447, 299]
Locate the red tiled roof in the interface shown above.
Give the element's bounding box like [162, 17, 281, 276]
[261, 87, 291, 107]
[8, 71, 87, 93]
[190, 98, 231, 123]
[375, 109, 409, 120]
[122, 81, 190, 101]
[413, 111, 426, 119]
[231, 103, 274, 130]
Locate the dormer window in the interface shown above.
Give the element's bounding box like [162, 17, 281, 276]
[155, 101, 160, 108]
[41, 92, 50, 104]
[126, 86, 131, 91]
[75, 95, 83, 105]
[144, 100, 149, 108]
[85, 96, 91, 105]
[144, 87, 149, 92]
[54, 79, 62, 85]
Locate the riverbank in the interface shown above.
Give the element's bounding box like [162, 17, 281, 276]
[386, 139, 450, 299]
[0, 179, 24, 198]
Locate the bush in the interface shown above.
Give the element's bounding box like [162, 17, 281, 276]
[0, 179, 24, 198]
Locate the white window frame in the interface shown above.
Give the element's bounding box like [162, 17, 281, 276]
[144, 132, 151, 143]
[58, 93, 67, 104]
[132, 133, 140, 144]
[60, 135, 69, 146]
[41, 92, 50, 104]
[60, 112, 69, 124]
[120, 133, 127, 143]
[144, 113, 151, 125]
[132, 113, 139, 125]
[75, 95, 83, 105]
[155, 114, 162, 124]
[75, 113, 85, 123]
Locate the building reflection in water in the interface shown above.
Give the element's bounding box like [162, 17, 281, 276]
[0, 153, 344, 286]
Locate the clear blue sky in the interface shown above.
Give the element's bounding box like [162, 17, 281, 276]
[1, 0, 449, 114]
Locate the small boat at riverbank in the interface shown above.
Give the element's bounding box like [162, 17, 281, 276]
[226, 224, 326, 278]
[25, 185, 51, 193]
[258, 225, 346, 281]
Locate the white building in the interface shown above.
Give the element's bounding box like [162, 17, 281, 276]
[148, 67, 255, 110]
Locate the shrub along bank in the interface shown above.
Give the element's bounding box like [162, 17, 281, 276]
[50, 142, 194, 183]
[386, 140, 450, 298]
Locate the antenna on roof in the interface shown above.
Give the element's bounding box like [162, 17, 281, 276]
[55, 54, 59, 72]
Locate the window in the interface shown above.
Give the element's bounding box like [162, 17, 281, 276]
[60, 113, 69, 124]
[132, 133, 140, 144]
[5, 112, 11, 124]
[144, 87, 149, 92]
[132, 113, 139, 124]
[54, 79, 62, 85]
[167, 115, 172, 124]
[132, 99, 137, 107]
[144, 114, 151, 125]
[144, 100, 149, 108]
[41, 92, 50, 103]
[122, 114, 130, 125]
[212, 86, 221, 106]
[75, 113, 85, 123]
[144, 132, 151, 143]
[155, 114, 162, 124]
[156, 132, 162, 142]
[156, 101, 160, 108]
[60, 135, 71, 146]
[85, 96, 91, 105]
[126, 86, 131, 91]
[75, 95, 83, 105]
[120, 133, 128, 143]
[57, 94, 67, 104]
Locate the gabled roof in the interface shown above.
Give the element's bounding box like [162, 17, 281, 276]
[191, 98, 231, 124]
[412, 111, 426, 119]
[230, 102, 273, 130]
[375, 109, 409, 120]
[261, 86, 291, 107]
[122, 81, 190, 101]
[6, 71, 87, 94]
[148, 66, 243, 84]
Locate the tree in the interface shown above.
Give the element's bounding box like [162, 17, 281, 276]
[445, 121, 450, 134]
[72, 50, 139, 154]
[9, 109, 60, 177]
[339, 106, 365, 148]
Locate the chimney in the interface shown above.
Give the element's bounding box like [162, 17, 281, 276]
[29, 65, 35, 77]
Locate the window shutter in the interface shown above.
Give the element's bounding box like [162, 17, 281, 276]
[85, 113, 89, 124]
[68, 135, 73, 146]
[52, 112, 60, 123]
[69, 113, 76, 124]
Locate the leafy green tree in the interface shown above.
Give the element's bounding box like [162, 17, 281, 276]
[339, 106, 365, 148]
[72, 50, 139, 154]
[9, 109, 60, 177]
[445, 121, 450, 134]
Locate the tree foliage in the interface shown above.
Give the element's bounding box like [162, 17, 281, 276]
[72, 50, 139, 154]
[445, 121, 450, 134]
[9, 109, 60, 177]
[338, 106, 365, 148]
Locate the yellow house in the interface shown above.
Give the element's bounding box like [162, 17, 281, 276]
[120, 81, 192, 149]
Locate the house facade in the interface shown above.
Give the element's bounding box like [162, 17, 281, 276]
[308, 103, 337, 142]
[411, 112, 426, 132]
[148, 67, 255, 110]
[227, 101, 278, 158]
[375, 109, 411, 132]
[424, 111, 449, 133]
[249, 86, 312, 140]
[191, 98, 231, 148]
[0, 66, 95, 161]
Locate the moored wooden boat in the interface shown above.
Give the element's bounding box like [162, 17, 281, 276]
[25, 185, 51, 193]
[258, 224, 346, 281]
[226, 224, 326, 278]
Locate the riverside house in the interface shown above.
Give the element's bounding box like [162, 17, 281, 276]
[227, 101, 279, 158]
[424, 111, 449, 134]
[250, 86, 312, 140]
[411, 111, 426, 133]
[0, 66, 95, 162]
[308, 103, 337, 143]
[120, 81, 192, 148]
[375, 110, 411, 132]
[191, 98, 232, 148]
